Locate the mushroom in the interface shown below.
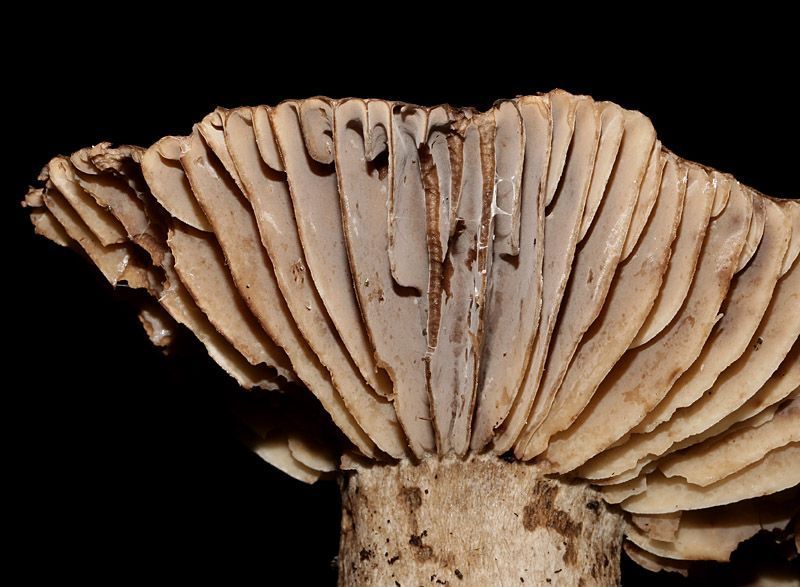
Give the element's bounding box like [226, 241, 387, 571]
[22, 90, 799, 586]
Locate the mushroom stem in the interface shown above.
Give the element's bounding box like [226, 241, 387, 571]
[338, 455, 623, 585]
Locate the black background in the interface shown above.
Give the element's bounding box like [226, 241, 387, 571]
[7, 23, 797, 585]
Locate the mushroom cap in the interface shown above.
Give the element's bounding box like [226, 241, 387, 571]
[24, 91, 799, 572]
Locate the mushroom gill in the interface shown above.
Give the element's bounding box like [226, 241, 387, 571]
[22, 91, 799, 586]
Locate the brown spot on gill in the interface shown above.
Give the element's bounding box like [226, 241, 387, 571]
[368, 286, 386, 304]
[290, 261, 305, 284]
[446, 107, 468, 223]
[420, 142, 444, 351]
[464, 246, 477, 269]
[475, 112, 496, 283]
